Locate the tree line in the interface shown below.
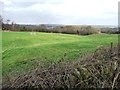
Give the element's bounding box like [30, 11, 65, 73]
[1, 15, 119, 35]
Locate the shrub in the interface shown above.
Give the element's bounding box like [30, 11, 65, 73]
[2, 44, 120, 89]
[100, 28, 118, 34]
[78, 26, 100, 35]
[53, 25, 100, 35]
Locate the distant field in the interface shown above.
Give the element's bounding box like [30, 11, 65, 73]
[2, 32, 118, 76]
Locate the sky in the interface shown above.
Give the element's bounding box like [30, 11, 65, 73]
[0, 0, 119, 25]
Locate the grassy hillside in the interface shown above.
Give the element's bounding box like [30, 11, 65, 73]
[2, 32, 118, 76]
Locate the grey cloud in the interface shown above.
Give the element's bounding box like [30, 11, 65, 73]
[4, 8, 117, 25]
[6, 0, 64, 7]
[4, 9, 61, 24]
[4, 0, 65, 12]
[7, 2, 37, 8]
[0, 1, 4, 15]
[2, 0, 117, 25]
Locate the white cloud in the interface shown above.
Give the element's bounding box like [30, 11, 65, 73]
[2, 0, 119, 25]
[0, 0, 12, 5]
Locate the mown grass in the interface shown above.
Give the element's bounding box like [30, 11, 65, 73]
[2, 32, 118, 76]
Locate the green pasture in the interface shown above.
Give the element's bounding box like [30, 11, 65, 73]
[2, 32, 118, 76]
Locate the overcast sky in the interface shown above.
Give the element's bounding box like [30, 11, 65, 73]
[0, 0, 119, 25]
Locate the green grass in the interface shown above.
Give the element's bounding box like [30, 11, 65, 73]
[2, 32, 118, 76]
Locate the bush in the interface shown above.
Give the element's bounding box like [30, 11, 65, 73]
[78, 26, 100, 35]
[3, 44, 120, 89]
[101, 28, 118, 34]
[53, 25, 100, 35]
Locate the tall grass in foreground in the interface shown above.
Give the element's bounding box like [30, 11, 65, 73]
[2, 44, 120, 89]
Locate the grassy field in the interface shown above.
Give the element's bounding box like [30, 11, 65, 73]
[2, 32, 118, 76]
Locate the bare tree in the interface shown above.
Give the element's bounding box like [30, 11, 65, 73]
[0, 15, 3, 23]
[6, 19, 10, 24]
[11, 21, 15, 31]
[6, 19, 11, 30]
[0, 15, 3, 30]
